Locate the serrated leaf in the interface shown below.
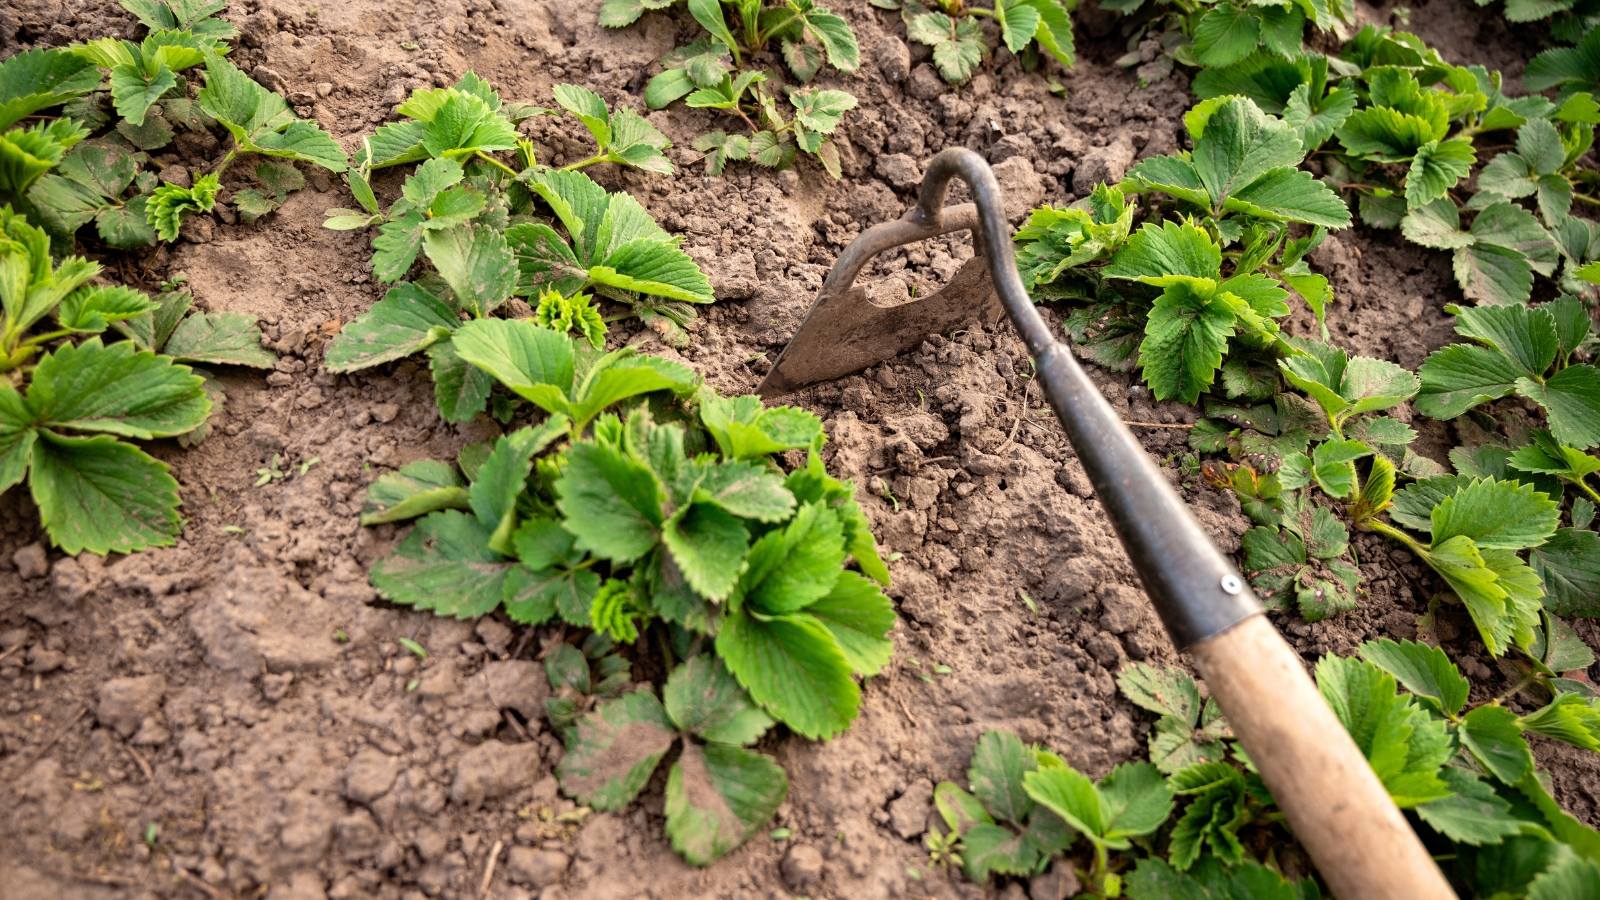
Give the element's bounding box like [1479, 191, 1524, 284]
[426, 339, 492, 424]
[0, 47, 102, 131]
[1455, 242, 1535, 306]
[1315, 655, 1452, 806]
[145, 172, 218, 241]
[369, 510, 522, 618]
[1529, 857, 1600, 900]
[1520, 692, 1600, 751]
[1531, 527, 1600, 616]
[471, 425, 547, 552]
[507, 517, 599, 626]
[1520, 364, 1600, 450]
[1138, 283, 1236, 404]
[1106, 221, 1222, 286]
[662, 655, 774, 746]
[1359, 639, 1470, 718]
[28, 430, 182, 555]
[802, 570, 894, 677]
[162, 312, 275, 368]
[56, 285, 157, 334]
[1415, 344, 1528, 420]
[593, 238, 715, 304]
[1430, 477, 1559, 550]
[325, 283, 458, 373]
[557, 688, 677, 809]
[1460, 704, 1534, 785]
[360, 460, 470, 525]
[423, 224, 516, 317]
[1407, 139, 1476, 208]
[1415, 767, 1529, 846]
[661, 502, 748, 602]
[450, 318, 575, 412]
[1226, 166, 1352, 228]
[1401, 198, 1473, 249]
[26, 338, 208, 439]
[716, 608, 857, 740]
[555, 439, 664, 563]
[738, 502, 844, 615]
[968, 730, 1037, 827]
[1116, 662, 1202, 724]
[665, 743, 788, 866]
[1193, 4, 1262, 69]
[1023, 761, 1174, 848]
[553, 83, 612, 148]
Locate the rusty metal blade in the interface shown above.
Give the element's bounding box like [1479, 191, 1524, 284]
[752, 209, 998, 395]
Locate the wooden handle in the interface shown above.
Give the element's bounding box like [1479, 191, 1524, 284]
[1189, 615, 1457, 900]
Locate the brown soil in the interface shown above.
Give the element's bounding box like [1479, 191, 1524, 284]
[1, 1, 1597, 899]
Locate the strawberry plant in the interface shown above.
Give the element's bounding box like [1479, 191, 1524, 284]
[1104, 0, 1354, 88]
[1018, 97, 1353, 405]
[1414, 303, 1600, 450]
[0, 208, 221, 554]
[542, 635, 633, 735]
[608, 0, 859, 82]
[557, 654, 787, 865]
[3, 6, 346, 247]
[929, 731, 1076, 882]
[353, 73, 547, 173]
[355, 319, 892, 724]
[326, 148, 713, 417]
[352, 324, 893, 864]
[871, 0, 1075, 85]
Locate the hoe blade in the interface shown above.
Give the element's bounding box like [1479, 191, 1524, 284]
[755, 250, 1001, 398]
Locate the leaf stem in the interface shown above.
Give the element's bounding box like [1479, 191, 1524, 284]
[19, 328, 72, 348]
[561, 152, 609, 172]
[1362, 517, 1429, 556]
[474, 150, 520, 178]
[1574, 476, 1600, 505]
[1574, 192, 1600, 207]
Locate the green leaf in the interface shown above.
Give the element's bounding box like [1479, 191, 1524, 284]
[967, 730, 1037, 826]
[0, 47, 102, 131]
[423, 224, 516, 318]
[1454, 303, 1558, 377]
[803, 7, 860, 73]
[360, 460, 470, 525]
[665, 742, 788, 866]
[1460, 704, 1534, 785]
[1430, 477, 1559, 550]
[1455, 243, 1534, 306]
[738, 501, 844, 614]
[556, 439, 664, 563]
[1415, 767, 1531, 846]
[1358, 639, 1470, 718]
[1407, 139, 1476, 207]
[109, 63, 176, 129]
[28, 430, 182, 555]
[1315, 655, 1453, 806]
[508, 517, 600, 626]
[197, 56, 347, 171]
[145, 172, 218, 242]
[662, 655, 774, 746]
[557, 688, 677, 809]
[1531, 527, 1600, 616]
[1529, 856, 1600, 900]
[1105, 221, 1222, 286]
[1138, 282, 1236, 404]
[907, 13, 985, 84]
[569, 353, 697, 428]
[803, 571, 894, 677]
[470, 426, 546, 553]
[26, 338, 207, 439]
[325, 283, 458, 373]
[162, 312, 274, 368]
[426, 339, 493, 424]
[996, 0, 1042, 53]
[1193, 4, 1262, 69]
[0, 387, 33, 495]
[370, 510, 519, 618]
[1023, 761, 1174, 849]
[1226, 166, 1352, 228]
[1521, 364, 1600, 450]
[1415, 344, 1529, 420]
[662, 502, 748, 602]
[716, 608, 857, 740]
[450, 318, 575, 411]
[1520, 692, 1600, 751]
[56, 285, 157, 334]
[592, 238, 715, 304]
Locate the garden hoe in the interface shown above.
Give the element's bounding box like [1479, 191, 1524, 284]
[758, 148, 1458, 900]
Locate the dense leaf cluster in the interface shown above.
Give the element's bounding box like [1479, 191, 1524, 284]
[355, 320, 894, 863]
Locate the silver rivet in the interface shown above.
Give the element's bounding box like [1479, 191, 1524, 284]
[1220, 575, 1243, 595]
